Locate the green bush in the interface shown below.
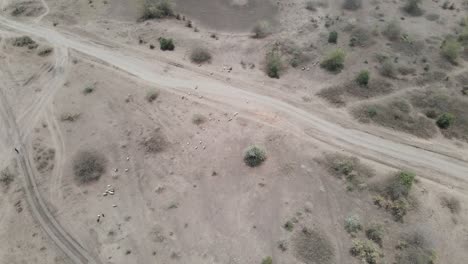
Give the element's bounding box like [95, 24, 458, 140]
[436, 113, 455, 129]
[141, 0, 173, 20]
[366, 224, 384, 247]
[344, 215, 362, 234]
[261, 256, 272, 264]
[159, 37, 174, 51]
[244, 145, 266, 167]
[190, 47, 212, 64]
[403, 0, 423, 16]
[328, 31, 338, 44]
[387, 171, 415, 201]
[350, 239, 380, 264]
[265, 50, 282, 78]
[320, 49, 346, 72]
[284, 221, 294, 231]
[441, 38, 461, 64]
[356, 70, 370, 86]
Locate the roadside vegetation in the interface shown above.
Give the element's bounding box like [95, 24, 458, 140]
[320, 49, 345, 72]
[322, 153, 374, 191]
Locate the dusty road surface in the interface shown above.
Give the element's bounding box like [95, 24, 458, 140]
[0, 0, 468, 264]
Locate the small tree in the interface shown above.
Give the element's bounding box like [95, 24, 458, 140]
[328, 31, 338, 44]
[403, 0, 423, 16]
[265, 50, 282, 78]
[441, 38, 461, 64]
[159, 37, 174, 51]
[436, 113, 455, 129]
[244, 145, 266, 167]
[320, 49, 346, 72]
[356, 70, 370, 86]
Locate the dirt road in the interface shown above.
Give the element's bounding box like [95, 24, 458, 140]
[3, 17, 468, 183]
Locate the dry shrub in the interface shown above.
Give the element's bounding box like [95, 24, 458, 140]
[352, 100, 437, 139]
[349, 27, 374, 48]
[190, 47, 212, 64]
[403, 0, 423, 16]
[73, 151, 106, 183]
[37, 47, 53, 56]
[0, 168, 15, 188]
[293, 228, 335, 264]
[141, 0, 173, 20]
[441, 196, 461, 214]
[146, 89, 160, 103]
[317, 78, 393, 107]
[366, 223, 384, 247]
[60, 113, 81, 122]
[382, 20, 402, 41]
[192, 114, 206, 125]
[350, 239, 380, 264]
[244, 145, 266, 167]
[252, 21, 271, 39]
[12, 36, 37, 48]
[141, 129, 168, 153]
[397, 231, 437, 264]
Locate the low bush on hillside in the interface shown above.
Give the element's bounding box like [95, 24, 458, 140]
[321, 49, 346, 72]
[350, 239, 380, 264]
[382, 20, 402, 41]
[403, 0, 423, 16]
[344, 215, 362, 234]
[356, 70, 370, 86]
[146, 89, 160, 103]
[159, 37, 174, 51]
[366, 224, 384, 247]
[441, 38, 461, 64]
[328, 31, 338, 44]
[252, 21, 271, 39]
[343, 0, 362, 10]
[440, 196, 461, 214]
[265, 50, 282, 78]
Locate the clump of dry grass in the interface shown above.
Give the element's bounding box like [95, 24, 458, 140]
[0, 167, 15, 188]
[72, 150, 106, 184]
[141, 129, 168, 153]
[352, 99, 437, 139]
[146, 89, 160, 103]
[343, 0, 362, 10]
[252, 21, 271, 39]
[293, 228, 335, 264]
[192, 114, 206, 125]
[396, 231, 437, 264]
[190, 47, 212, 64]
[60, 113, 81, 122]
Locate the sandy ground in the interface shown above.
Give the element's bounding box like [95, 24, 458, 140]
[0, 0, 468, 263]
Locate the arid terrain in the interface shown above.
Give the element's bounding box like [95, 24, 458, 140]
[0, 0, 467, 263]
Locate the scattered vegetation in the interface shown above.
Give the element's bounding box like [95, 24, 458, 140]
[320, 49, 346, 72]
[0, 168, 15, 188]
[343, 0, 362, 10]
[293, 228, 335, 264]
[350, 239, 380, 264]
[323, 154, 374, 190]
[72, 151, 106, 183]
[328, 31, 338, 44]
[141, 0, 173, 20]
[146, 89, 160, 103]
[356, 70, 370, 86]
[190, 47, 212, 64]
[158, 37, 174, 51]
[252, 21, 271, 39]
[60, 113, 81, 122]
[353, 99, 437, 139]
[37, 47, 53, 56]
[441, 196, 461, 214]
[403, 0, 423, 16]
[261, 256, 272, 264]
[382, 20, 402, 41]
[344, 215, 362, 234]
[265, 49, 282, 78]
[366, 224, 384, 247]
[441, 38, 461, 64]
[141, 129, 168, 153]
[349, 28, 373, 47]
[318, 78, 393, 106]
[192, 114, 206, 125]
[12, 36, 37, 49]
[244, 145, 266, 167]
[396, 231, 437, 264]
[410, 90, 468, 141]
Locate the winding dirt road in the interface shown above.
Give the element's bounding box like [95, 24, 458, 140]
[1, 11, 468, 264]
